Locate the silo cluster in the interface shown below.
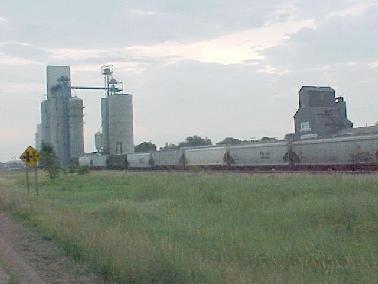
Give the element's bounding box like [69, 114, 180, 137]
[38, 66, 84, 166]
[36, 65, 134, 167]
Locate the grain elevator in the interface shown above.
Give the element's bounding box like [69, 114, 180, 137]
[98, 66, 134, 155]
[37, 65, 134, 167]
[39, 66, 84, 166]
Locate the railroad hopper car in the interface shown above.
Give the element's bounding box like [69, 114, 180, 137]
[292, 134, 378, 170]
[78, 156, 91, 167]
[78, 154, 107, 169]
[107, 154, 127, 169]
[184, 146, 228, 169]
[229, 141, 289, 170]
[79, 133, 378, 171]
[126, 152, 153, 169]
[151, 149, 185, 169]
[91, 155, 107, 168]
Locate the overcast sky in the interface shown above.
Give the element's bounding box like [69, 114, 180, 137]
[1, 0, 378, 161]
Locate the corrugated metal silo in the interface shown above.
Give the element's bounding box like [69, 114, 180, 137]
[69, 97, 84, 160]
[108, 94, 134, 154]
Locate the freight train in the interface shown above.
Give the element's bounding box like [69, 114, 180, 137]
[79, 86, 378, 171]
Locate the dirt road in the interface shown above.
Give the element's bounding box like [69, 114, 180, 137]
[0, 212, 106, 283]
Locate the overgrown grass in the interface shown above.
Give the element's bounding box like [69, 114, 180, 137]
[0, 170, 377, 283]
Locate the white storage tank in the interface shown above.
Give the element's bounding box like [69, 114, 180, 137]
[107, 94, 134, 155]
[101, 97, 109, 153]
[69, 97, 84, 160]
[95, 131, 103, 152]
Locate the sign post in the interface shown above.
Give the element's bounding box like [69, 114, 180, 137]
[20, 146, 41, 200]
[34, 166, 39, 196]
[25, 164, 30, 205]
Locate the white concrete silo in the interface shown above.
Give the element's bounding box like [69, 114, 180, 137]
[94, 131, 103, 152]
[106, 94, 134, 155]
[40, 99, 50, 146]
[69, 97, 84, 160]
[46, 66, 72, 166]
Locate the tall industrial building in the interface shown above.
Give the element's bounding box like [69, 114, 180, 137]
[35, 124, 42, 151]
[100, 94, 134, 155]
[39, 66, 84, 166]
[294, 86, 353, 139]
[94, 65, 134, 155]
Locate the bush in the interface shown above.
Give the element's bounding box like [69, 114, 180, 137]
[39, 143, 60, 179]
[77, 166, 90, 175]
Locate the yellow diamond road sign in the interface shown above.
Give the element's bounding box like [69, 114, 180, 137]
[20, 145, 41, 168]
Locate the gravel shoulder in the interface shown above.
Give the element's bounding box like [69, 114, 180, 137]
[0, 212, 106, 284]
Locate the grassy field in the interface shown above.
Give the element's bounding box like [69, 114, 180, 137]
[0, 170, 377, 283]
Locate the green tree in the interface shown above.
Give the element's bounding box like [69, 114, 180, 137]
[135, 141, 157, 152]
[216, 137, 244, 146]
[260, 137, 278, 143]
[160, 143, 179, 151]
[39, 143, 60, 179]
[179, 136, 212, 147]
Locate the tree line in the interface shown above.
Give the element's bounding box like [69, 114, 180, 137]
[135, 135, 278, 152]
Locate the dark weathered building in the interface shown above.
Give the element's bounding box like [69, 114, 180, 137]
[294, 86, 353, 139]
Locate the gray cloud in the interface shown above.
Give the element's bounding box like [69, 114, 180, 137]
[0, 42, 50, 61]
[0, 0, 292, 48]
[263, 5, 378, 69]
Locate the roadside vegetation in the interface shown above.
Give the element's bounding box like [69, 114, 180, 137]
[0, 170, 377, 283]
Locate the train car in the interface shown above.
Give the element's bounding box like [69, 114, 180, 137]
[151, 149, 185, 169]
[107, 154, 127, 169]
[229, 141, 289, 169]
[292, 134, 378, 170]
[78, 156, 91, 167]
[127, 152, 153, 169]
[185, 146, 227, 168]
[91, 154, 107, 169]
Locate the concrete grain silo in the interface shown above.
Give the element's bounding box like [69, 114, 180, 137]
[69, 97, 84, 160]
[101, 94, 134, 155]
[101, 97, 109, 153]
[40, 99, 50, 145]
[95, 131, 103, 152]
[35, 124, 42, 151]
[108, 94, 134, 154]
[38, 65, 85, 167]
[47, 66, 72, 166]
